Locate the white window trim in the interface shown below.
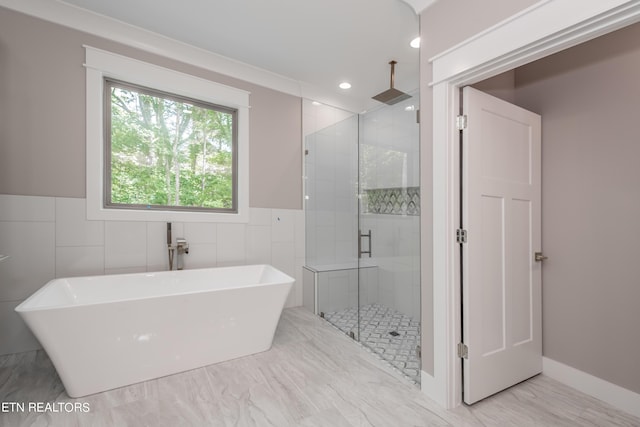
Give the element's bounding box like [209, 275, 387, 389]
[84, 45, 250, 222]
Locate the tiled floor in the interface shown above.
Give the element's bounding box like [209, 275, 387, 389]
[1, 307, 639, 426]
[324, 303, 421, 384]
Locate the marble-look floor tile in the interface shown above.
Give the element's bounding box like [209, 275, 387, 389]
[1, 308, 639, 427]
[298, 408, 353, 427]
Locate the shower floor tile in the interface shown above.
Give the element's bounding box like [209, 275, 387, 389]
[323, 303, 421, 385]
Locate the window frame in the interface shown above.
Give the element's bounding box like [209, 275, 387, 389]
[85, 46, 250, 222]
[103, 78, 239, 214]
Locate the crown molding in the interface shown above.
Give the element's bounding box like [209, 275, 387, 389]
[402, 0, 438, 14]
[0, 0, 366, 112]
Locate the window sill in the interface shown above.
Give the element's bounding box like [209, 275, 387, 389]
[85, 205, 249, 223]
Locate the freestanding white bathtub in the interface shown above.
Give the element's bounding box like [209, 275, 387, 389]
[15, 264, 294, 398]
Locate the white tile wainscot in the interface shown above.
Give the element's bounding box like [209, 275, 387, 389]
[0, 194, 305, 356]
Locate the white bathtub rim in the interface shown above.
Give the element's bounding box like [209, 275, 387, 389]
[15, 264, 294, 313]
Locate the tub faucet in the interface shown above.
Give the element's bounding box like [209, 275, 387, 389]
[166, 223, 189, 270]
[176, 238, 189, 270]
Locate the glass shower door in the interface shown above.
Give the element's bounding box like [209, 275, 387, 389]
[303, 101, 360, 338]
[303, 96, 421, 385]
[357, 94, 421, 384]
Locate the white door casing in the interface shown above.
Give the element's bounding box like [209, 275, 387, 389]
[426, 0, 640, 409]
[461, 87, 542, 404]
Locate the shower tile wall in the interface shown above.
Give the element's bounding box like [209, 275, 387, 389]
[315, 266, 379, 314]
[304, 96, 420, 322]
[359, 97, 420, 191]
[359, 215, 421, 320]
[0, 194, 305, 356]
[359, 96, 421, 321]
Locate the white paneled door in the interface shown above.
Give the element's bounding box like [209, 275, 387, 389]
[462, 87, 542, 404]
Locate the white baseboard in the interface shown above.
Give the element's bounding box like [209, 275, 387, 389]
[543, 357, 640, 419]
[421, 370, 448, 408]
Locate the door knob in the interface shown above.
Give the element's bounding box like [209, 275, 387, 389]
[534, 252, 548, 262]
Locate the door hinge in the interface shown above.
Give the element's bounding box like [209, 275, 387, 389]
[456, 114, 468, 130]
[456, 229, 468, 244]
[416, 109, 420, 124]
[457, 342, 469, 359]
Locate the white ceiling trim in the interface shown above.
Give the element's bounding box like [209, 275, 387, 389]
[0, 0, 366, 112]
[429, 0, 640, 85]
[402, 0, 438, 14]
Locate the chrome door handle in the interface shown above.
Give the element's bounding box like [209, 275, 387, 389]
[534, 252, 548, 262]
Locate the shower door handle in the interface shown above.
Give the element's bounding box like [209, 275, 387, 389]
[358, 230, 372, 258]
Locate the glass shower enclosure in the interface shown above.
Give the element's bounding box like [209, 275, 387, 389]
[303, 95, 421, 384]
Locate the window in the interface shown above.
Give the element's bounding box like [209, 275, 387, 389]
[85, 46, 249, 222]
[105, 79, 238, 213]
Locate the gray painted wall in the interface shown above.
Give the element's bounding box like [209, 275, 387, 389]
[514, 22, 640, 394]
[0, 7, 302, 209]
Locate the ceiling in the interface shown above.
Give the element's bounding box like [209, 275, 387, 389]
[58, 0, 422, 112]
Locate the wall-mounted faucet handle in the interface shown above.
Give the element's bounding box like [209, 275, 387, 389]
[176, 238, 189, 254]
[175, 238, 189, 270]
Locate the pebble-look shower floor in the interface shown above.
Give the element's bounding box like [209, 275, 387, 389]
[323, 303, 421, 384]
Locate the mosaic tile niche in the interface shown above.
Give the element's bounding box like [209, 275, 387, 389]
[363, 187, 420, 216]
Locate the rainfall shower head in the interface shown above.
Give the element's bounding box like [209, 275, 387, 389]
[372, 60, 412, 105]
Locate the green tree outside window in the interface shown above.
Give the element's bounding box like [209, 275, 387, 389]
[106, 79, 237, 212]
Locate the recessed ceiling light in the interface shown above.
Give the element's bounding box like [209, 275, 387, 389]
[311, 101, 321, 106]
[410, 37, 420, 48]
[339, 82, 352, 90]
